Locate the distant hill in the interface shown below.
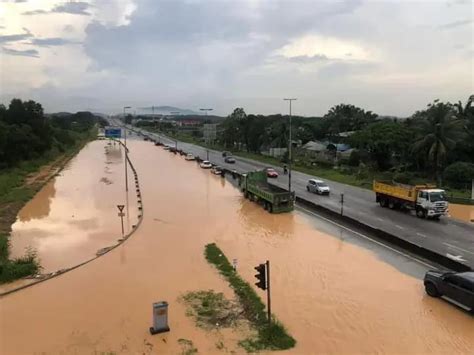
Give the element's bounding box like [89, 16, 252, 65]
[139, 106, 199, 116]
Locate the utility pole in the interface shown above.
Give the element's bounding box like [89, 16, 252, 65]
[171, 111, 180, 149]
[200, 108, 214, 145]
[283, 99, 297, 193]
[123, 106, 131, 192]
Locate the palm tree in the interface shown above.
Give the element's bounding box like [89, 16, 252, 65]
[412, 101, 465, 185]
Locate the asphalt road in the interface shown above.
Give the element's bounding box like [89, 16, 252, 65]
[112, 121, 474, 268]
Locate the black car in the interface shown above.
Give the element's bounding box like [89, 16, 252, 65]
[424, 270, 474, 311]
[224, 156, 235, 164]
[222, 151, 230, 157]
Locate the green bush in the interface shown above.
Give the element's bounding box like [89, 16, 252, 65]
[348, 150, 361, 167]
[393, 171, 414, 184]
[444, 162, 474, 189]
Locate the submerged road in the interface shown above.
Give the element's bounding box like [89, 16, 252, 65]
[117, 121, 474, 268]
[2, 137, 473, 354]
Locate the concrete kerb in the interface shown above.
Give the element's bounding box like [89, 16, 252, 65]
[0, 141, 145, 298]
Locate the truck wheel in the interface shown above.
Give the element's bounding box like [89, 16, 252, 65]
[425, 282, 440, 297]
[379, 198, 387, 208]
[416, 208, 426, 219]
[306, 186, 310, 192]
[388, 200, 396, 209]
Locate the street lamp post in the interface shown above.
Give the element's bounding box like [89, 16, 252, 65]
[123, 106, 131, 192]
[200, 108, 213, 146]
[283, 98, 297, 193]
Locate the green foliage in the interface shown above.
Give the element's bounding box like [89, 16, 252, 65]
[204, 243, 296, 351]
[0, 99, 100, 169]
[350, 120, 412, 170]
[323, 103, 378, 136]
[443, 162, 474, 189]
[347, 150, 361, 167]
[0, 247, 40, 283]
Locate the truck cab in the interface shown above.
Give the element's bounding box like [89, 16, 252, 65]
[416, 189, 448, 219]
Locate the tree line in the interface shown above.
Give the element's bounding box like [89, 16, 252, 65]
[219, 98, 474, 188]
[0, 99, 106, 169]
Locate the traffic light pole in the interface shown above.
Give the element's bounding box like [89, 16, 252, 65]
[266, 260, 271, 325]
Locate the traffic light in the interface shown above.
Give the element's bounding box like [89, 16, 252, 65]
[254, 263, 267, 290]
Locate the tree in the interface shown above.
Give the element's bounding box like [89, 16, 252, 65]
[323, 104, 378, 138]
[412, 101, 465, 184]
[350, 120, 412, 170]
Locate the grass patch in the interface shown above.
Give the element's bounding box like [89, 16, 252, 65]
[204, 243, 296, 351]
[181, 290, 243, 329]
[0, 247, 40, 283]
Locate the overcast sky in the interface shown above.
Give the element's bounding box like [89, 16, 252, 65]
[0, 0, 472, 116]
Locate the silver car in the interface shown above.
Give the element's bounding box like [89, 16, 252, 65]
[306, 179, 330, 195]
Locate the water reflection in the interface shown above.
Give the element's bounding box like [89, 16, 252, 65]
[237, 197, 295, 238]
[8, 140, 138, 273]
[18, 180, 56, 222]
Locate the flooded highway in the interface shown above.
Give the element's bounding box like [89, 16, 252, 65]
[5, 140, 137, 281]
[1, 138, 473, 354]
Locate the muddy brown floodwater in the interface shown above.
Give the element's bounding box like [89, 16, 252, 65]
[1, 140, 138, 293]
[450, 203, 474, 223]
[1, 139, 473, 354]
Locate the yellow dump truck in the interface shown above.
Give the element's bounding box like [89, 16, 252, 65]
[373, 180, 448, 219]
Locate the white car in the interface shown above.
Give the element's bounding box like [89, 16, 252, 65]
[306, 179, 330, 195]
[185, 154, 195, 161]
[200, 160, 212, 169]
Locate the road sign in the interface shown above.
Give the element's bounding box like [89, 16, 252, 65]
[118, 212, 125, 217]
[117, 205, 125, 212]
[105, 127, 122, 138]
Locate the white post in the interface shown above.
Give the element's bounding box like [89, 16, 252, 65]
[471, 179, 474, 200]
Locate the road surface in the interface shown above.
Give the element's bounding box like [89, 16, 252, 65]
[117, 121, 474, 268]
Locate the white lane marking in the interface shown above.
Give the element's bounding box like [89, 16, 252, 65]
[395, 224, 404, 230]
[446, 253, 467, 262]
[296, 205, 437, 269]
[416, 232, 427, 238]
[377, 217, 384, 222]
[443, 242, 474, 256]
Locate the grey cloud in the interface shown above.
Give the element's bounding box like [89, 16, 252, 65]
[23, 1, 91, 16]
[52, 1, 90, 15]
[22, 9, 48, 15]
[2, 47, 39, 57]
[30, 37, 79, 46]
[287, 54, 330, 63]
[439, 19, 473, 29]
[63, 25, 74, 33]
[0, 31, 33, 43]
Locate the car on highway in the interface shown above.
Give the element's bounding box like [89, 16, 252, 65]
[306, 179, 330, 195]
[222, 151, 230, 157]
[224, 156, 236, 164]
[424, 270, 474, 311]
[265, 167, 279, 178]
[163, 145, 171, 150]
[200, 160, 213, 169]
[211, 166, 224, 175]
[185, 153, 195, 161]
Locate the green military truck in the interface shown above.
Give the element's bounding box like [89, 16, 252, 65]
[239, 170, 295, 213]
